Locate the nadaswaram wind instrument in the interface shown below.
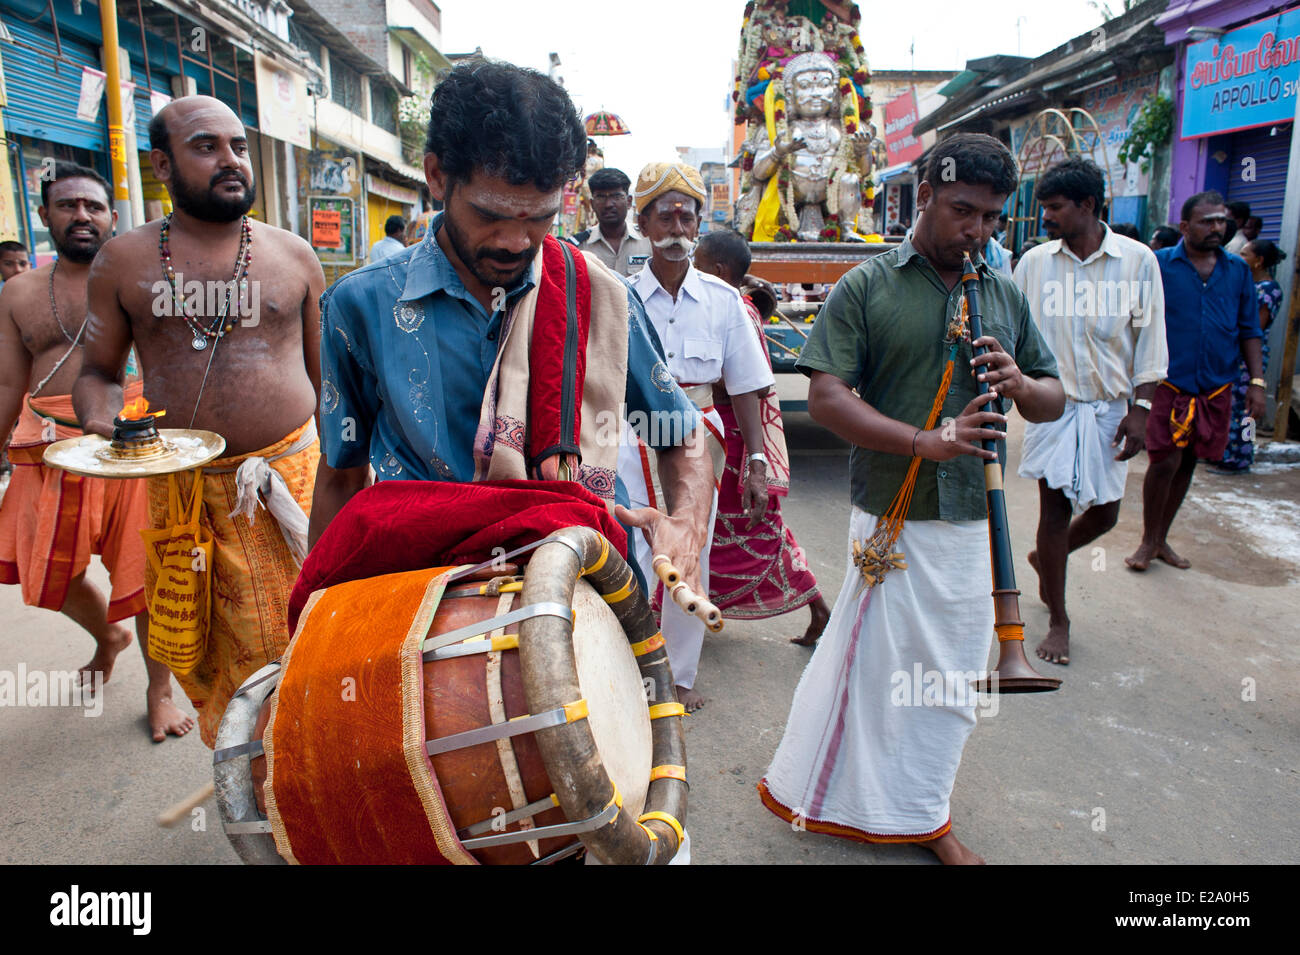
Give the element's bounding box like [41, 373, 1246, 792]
[961, 253, 1060, 693]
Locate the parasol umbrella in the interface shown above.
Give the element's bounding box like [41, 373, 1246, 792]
[584, 110, 630, 136]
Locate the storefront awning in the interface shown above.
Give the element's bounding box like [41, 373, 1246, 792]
[874, 162, 915, 185]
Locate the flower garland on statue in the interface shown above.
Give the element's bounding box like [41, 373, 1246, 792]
[766, 63, 859, 242]
[733, 1, 877, 240]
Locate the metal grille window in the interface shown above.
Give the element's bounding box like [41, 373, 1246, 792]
[331, 59, 363, 114]
[371, 80, 397, 135]
[289, 23, 323, 70]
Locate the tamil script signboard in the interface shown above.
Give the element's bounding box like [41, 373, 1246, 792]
[1182, 5, 1300, 139]
[884, 89, 924, 165]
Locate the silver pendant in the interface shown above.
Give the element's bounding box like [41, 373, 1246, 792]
[192, 335, 208, 351]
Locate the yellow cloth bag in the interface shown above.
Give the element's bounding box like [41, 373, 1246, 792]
[139, 471, 213, 674]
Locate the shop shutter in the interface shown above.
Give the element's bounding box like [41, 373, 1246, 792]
[1, 18, 106, 152]
[1226, 123, 1292, 243]
[131, 60, 178, 148]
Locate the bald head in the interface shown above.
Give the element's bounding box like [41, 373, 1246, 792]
[148, 95, 256, 223]
[148, 95, 242, 159]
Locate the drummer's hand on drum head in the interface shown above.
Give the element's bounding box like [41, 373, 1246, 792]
[615, 505, 703, 595]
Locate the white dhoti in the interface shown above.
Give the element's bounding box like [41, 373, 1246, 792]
[617, 403, 724, 691]
[1018, 398, 1128, 514]
[759, 507, 992, 841]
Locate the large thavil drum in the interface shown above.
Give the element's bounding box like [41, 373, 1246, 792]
[213, 527, 688, 864]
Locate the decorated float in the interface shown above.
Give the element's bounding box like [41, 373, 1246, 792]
[729, 1, 895, 404]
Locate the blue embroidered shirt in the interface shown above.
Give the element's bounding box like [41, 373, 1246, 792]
[319, 216, 700, 502]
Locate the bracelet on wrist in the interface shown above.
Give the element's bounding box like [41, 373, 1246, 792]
[1249, 378, 1267, 389]
[912, 428, 921, 457]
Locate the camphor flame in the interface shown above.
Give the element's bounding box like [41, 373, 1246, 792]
[119, 396, 165, 421]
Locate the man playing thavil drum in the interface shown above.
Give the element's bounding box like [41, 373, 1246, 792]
[0, 162, 192, 740]
[308, 60, 716, 628]
[73, 96, 326, 748]
[758, 134, 1064, 864]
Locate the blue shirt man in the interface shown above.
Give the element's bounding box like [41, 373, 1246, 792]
[1126, 190, 1266, 575]
[318, 214, 701, 513]
[1155, 240, 1261, 394]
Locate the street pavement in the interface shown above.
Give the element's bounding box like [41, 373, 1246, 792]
[2, 407, 1297, 865]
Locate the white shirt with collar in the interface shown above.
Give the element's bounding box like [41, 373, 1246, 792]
[369, 235, 406, 263]
[1012, 222, 1167, 403]
[628, 262, 774, 394]
[618, 261, 773, 698]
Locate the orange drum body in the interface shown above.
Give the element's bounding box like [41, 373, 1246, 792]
[214, 528, 688, 865]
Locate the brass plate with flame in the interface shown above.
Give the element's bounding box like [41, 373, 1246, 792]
[43, 429, 226, 479]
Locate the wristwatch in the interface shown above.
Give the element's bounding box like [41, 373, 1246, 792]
[1249, 378, 1267, 389]
[1133, 398, 1152, 411]
[747, 452, 769, 467]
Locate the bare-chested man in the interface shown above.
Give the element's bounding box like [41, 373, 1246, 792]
[0, 163, 192, 740]
[73, 96, 326, 747]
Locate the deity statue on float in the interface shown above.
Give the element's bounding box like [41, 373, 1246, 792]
[731, 0, 881, 241]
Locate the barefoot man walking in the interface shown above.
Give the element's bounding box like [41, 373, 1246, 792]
[758, 135, 1063, 863]
[1013, 159, 1167, 666]
[1, 163, 192, 740]
[73, 96, 326, 747]
[1125, 191, 1264, 574]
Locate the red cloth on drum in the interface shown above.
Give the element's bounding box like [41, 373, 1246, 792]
[264, 565, 475, 864]
[289, 479, 627, 633]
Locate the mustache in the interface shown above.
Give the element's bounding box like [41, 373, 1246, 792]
[654, 236, 696, 254]
[211, 171, 250, 188]
[477, 248, 532, 266]
[63, 223, 101, 238]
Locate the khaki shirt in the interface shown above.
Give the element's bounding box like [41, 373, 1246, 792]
[582, 226, 652, 276]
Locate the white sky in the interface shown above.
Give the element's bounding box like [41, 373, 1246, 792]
[438, 0, 1118, 174]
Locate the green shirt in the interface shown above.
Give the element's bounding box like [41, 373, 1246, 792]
[796, 236, 1059, 521]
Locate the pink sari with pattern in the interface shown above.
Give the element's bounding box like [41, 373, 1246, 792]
[707, 299, 820, 618]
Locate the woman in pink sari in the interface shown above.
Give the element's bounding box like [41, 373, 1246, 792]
[695, 232, 829, 645]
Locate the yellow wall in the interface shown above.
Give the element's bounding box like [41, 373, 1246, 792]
[367, 191, 410, 249]
[0, 49, 20, 241]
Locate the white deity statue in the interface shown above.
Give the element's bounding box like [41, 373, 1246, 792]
[749, 51, 874, 241]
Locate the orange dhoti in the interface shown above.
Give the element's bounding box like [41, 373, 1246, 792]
[0, 391, 148, 621]
[144, 419, 318, 747]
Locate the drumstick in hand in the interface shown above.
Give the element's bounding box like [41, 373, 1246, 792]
[653, 555, 724, 632]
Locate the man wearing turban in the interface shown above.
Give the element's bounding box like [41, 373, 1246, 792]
[618, 162, 775, 711]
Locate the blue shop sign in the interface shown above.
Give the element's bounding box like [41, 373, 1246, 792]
[1181, 5, 1300, 138]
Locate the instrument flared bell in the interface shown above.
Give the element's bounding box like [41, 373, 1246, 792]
[976, 638, 1062, 694]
